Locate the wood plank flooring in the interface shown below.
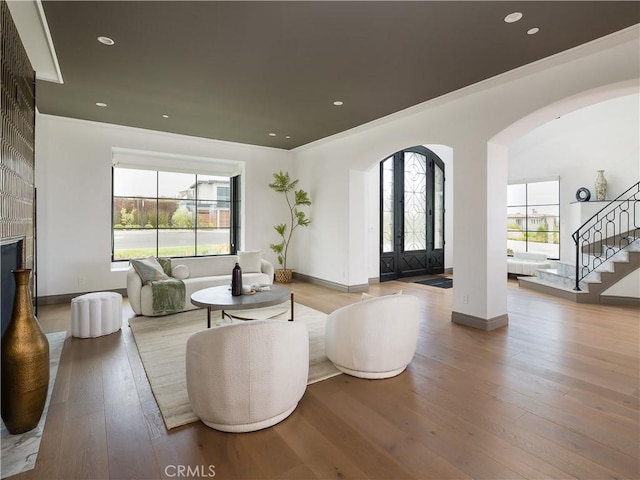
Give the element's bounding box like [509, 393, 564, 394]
[12, 278, 640, 480]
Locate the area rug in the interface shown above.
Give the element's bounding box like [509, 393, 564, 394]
[416, 277, 453, 289]
[129, 303, 341, 430]
[1, 331, 67, 479]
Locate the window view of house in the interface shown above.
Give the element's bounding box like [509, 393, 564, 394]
[112, 168, 232, 260]
[507, 179, 560, 259]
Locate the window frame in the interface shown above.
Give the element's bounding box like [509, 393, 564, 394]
[111, 167, 240, 262]
[507, 178, 560, 260]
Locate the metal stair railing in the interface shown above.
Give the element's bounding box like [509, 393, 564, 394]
[571, 182, 639, 291]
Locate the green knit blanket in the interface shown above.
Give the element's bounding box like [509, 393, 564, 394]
[150, 278, 185, 315]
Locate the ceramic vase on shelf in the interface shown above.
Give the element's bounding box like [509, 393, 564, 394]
[1, 269, 50, 434]
[594, 170, 607, 201]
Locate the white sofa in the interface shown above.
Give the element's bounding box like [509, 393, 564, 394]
[186, 319, 308, 432]
[325, 294, 421, 379]
[507, 251, 551, 276]
[127, 254, 274, 316]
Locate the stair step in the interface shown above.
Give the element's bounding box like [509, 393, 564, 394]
[538, 265, 603, 282]
[551, 244, 636, 281]
[518, 276, 593, 299]
[593, 250, 629, 264]
[536, 268, 593, 291]
[519, 237, 639, 303]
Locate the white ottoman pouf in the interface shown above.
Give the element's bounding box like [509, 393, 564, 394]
[71, 292, 122, 338]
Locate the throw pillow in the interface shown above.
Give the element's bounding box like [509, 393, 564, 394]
[130, 257, 169, 284]
[238, 250, 262, 273]
[172, 264, 190, 280]
[157, 257, 172, 277]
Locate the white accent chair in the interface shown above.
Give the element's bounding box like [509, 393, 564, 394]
[325, 294, 421, 379]
[186, 320, 308, 432]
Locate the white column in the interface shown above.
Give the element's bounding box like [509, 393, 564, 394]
[347, 169, 369, 291]
[451, 141, 509, 330]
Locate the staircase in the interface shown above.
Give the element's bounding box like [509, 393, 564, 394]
[519, 182, 639, 305]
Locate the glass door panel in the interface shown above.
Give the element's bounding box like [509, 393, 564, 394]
[403, 152, 427, 251]
[381, 156, 395, 253]
[434, 163, 444, 249]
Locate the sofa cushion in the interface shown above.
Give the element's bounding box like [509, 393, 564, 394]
[239, 250, 262, 273]
[177, 256, 238, 278]
[512, 251, 547, 261]
[242, 272, 272, 288]
[131, 257, 169, 284]
[182, 276, 232, 307]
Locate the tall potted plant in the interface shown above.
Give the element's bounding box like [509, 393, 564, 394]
[268, 171, 311, 283]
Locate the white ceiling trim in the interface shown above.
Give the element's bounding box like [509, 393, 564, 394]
[7, 0, 63, 84]
[111, 147, 244, 178]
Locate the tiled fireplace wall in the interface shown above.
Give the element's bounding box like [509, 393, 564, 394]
[1, 0, 36, 331]
[1, 0, 36, 268]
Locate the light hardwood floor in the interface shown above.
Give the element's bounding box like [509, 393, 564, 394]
[13, 279, 640, 480]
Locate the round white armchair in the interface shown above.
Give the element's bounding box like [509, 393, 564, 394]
[325, 294, 421, 379]
[186, 319, 309, 432]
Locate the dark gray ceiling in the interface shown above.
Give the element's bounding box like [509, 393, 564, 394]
[37, 1, 639, 149]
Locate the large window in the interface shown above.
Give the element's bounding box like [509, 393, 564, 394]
[507, 179, 560, 259]
[112, 168, 239, 261]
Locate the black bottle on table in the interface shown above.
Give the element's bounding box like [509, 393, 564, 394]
[231, 262, 243, 296]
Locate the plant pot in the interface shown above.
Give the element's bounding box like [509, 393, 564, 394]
[274, 268, 293, 284]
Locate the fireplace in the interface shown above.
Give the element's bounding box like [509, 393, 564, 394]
[1, 237, 24, 337]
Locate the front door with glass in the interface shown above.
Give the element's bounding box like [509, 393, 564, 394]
[380, 146, 445, 281]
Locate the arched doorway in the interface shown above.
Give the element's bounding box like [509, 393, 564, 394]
[380, 146, 445, 281]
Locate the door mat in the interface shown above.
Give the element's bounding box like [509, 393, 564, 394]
[415, 277, 453, 289]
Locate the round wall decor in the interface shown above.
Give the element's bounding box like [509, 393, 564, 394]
[575, 187, 591, 202]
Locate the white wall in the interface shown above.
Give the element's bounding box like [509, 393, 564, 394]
[292, 27, 639, 323]
[35, 115, 293, 297]
[35, 26, 640, 323]
[508, 94, 640, 262]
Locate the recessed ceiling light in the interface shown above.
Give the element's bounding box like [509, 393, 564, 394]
[333, 100, 344, 106]
[285, 136, 291, 139]
[162, 114, 169, 118]
[504, 12, 523, 23]
[95, 102, 107, 107]
[527, 27, 540, 35]
[97, 36, 115, 46]
[269, 133, 277, 137]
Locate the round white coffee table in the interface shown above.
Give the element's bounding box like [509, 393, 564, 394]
[190, 284, 293, 328]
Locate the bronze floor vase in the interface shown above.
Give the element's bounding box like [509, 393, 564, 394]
[1, 269, 50, 434]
